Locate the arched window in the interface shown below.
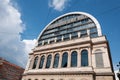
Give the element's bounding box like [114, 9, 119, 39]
[95, 52, 104, 67]
[81, 50, 88, 66]
[61, 52, 68, 68]
[53, 53, 59, 68]
[32, 56, 38, 69]
[46, 54, 52, 68]
[39, 55, 45, 69]
[71, 51, 77, 67]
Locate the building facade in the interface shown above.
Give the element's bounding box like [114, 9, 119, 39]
[0, 57, 24, 80]
[22, 12, 115, 80]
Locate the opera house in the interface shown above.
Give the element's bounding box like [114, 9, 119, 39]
[22, 12, 115, 80]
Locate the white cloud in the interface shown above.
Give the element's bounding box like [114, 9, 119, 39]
[0, 0, 36, 68]
[49, 0, 70, 11]
[23, 39, 36, 54]
[115, 70, 119, 80]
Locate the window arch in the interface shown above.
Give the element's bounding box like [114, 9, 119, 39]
[39, 55, 45, 69]
[53, 53, 59, 68]
[95, 52, 104, 67]
[32, 56, 39, 69]
[46, 54, 52, 68]
[61, 52, 68, 68]
[71, 51, 77, 67]
[81, 50, 88, 66]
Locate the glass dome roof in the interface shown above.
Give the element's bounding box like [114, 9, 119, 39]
[37, 12, 102, 46]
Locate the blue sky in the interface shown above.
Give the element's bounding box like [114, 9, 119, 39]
[17, 0, 120, 67]
[0, 0, 120, 73]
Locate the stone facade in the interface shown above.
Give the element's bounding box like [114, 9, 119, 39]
[22, 12, 115, 80]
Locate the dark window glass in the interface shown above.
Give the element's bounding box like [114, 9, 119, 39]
[46, 55, 52, 68]
[61, 52, 68, 68]
[57, 36, 62, 42]
[71, 32, 78, 39]
[90, 28, 97, 33]
[90, 33, 98, 38]
[39, 55, 45, 69]
[32, 56, 39, 69]
[80, 30, 87, 38]
[71, 51, 77, 67]
[81, 50, 88, 66]
[50, 40, 54, 44]
[64, 34, 70, 41]
[95, 53, 104, 67]
[53, 53, 59, 68]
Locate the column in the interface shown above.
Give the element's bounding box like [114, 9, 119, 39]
[67, 50, 71, 68]
[50, 53, 54, 68]
[58, 51, 62, 68]
[29, 55, 35, 69]
[78, 48, 81, 67]
[88, 47, 91, 66]
[43, 54, 47, 69]
[69, 34, 72, 40]
[78, 32, 81, 38]
[87, 29, 90, 36]
[36, 55, 41, 69]
[25, 56, 32, 70]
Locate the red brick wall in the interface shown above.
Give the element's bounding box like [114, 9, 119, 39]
[0, 60, 24, 80]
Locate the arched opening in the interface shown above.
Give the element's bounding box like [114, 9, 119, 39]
[61, 52, 68, 68]
[95, 52, 104, 67]
[81, 50, 88, 66]
[71, 51, 77, 67]
[32, 56, 39, 69]
[46, 54, 52, 68]
[39, 55, 45, 69]
[53, 53, 59, 68]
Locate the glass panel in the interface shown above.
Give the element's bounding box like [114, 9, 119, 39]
[61, 52, 68, 68]
[57, 36, 62, 42]
[71, 51, 77, 67]
[90, 27, 97, 33]
[90, 33, 98, 38]
[39, 55, 45, 69]
[71, 32, 78, 39]
[95, 53, 104, 67]
[81, 50, 88, 66]
[53, 53, 59, 68]
[32, 56, 39, 69]
[46, 55, 52, 68]
[80, 30, 87, 38]
[64, 34, 70, 41]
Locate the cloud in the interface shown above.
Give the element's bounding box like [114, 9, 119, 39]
[0, 0, 36, 68]
[49, 0, 70, 11]
[23, 39, 36, 54]
[115, 70, 119, 80]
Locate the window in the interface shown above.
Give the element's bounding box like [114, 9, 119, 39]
[95, 53, 104, 67]
[32, 56, 38, 69]
[64, 34, 70, 41]
[46, 54, 52, 68]
[61, 52, 68, 67]
[57, 36, 62, 42]
[53, 53, 59, 68]
[71, 51, 77, 67]
[80, 30, 87, 38]
[71, 32, 78, 39]
[39, 55, 45, 69]
[81, 50, 88, 66]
